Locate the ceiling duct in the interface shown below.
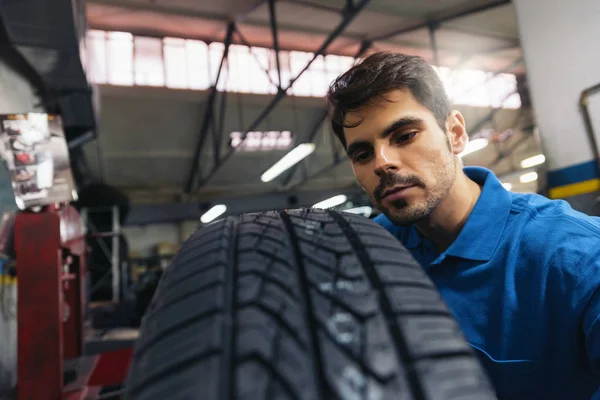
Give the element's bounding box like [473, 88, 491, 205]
[0, 0, 96, 146]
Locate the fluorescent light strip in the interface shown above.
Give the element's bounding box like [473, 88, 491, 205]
[459, 138, 488, 158]
[342, 206, 373, 217]
[261, 143, 316, 182]
[502, 182, 513, 191]
[519, 172, 538, 183]
[201, 204, 227, 223]
[312, 195, 348, 209]
[520, 154, 545, 169]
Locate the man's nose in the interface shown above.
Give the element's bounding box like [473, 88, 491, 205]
[373, 145, 400, 177]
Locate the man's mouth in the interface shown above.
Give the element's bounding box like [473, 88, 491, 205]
[381, 185, 415, 200]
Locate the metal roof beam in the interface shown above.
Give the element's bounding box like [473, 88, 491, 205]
[278, 40, 371, 189]
[370, 0, 511, 42]
[268, 0, 282, 89]
[192, 0, 372, 192]
[281, 0, 343, 14]
[185, 22, 235, 194]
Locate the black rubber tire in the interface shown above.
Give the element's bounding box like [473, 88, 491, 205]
[124, 209, 497, 400]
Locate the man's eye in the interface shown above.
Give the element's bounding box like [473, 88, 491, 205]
[353, 151, 372, 163]
[393, 132, 417, 144]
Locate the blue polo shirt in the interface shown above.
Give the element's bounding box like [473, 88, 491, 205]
[374, 166, 600, 399]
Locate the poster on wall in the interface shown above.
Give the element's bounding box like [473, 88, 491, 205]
[0, 113, 76, 210]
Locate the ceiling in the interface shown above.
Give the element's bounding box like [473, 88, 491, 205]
[79, 0, 544, 221]
[84, 0, 524, 74]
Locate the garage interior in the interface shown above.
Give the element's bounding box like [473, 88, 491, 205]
[0, 0, 597, 398]
[83, 0, 538, 241]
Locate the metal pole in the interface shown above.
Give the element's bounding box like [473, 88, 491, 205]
[428, 23, 439, 67]
[281, 0, 343, 13]
[580, 83, 600, 178]
[111, 205, 120, 303]
[469, 89, 519, 135]
[235, 29, 279, 88]
[279, 41, 371, 188]
[370, 0, 510, 42]
[268, 0, 282, 89]
[214, 87, 228, 164]
[185, 22, 235, 193]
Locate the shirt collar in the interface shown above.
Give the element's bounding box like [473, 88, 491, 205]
[444, 166, 513, 261]
[402, 167, 512, 261]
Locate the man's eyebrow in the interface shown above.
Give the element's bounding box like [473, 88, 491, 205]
[380, 116, 424, 139]
[346, 140, 369, 156]
[346, 116, 424, 155]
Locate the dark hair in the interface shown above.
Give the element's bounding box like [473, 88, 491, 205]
[326, 52, 451, 148]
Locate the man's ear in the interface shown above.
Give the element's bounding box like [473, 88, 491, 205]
[446, 110, 468, 155]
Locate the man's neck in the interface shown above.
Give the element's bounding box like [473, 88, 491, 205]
[415, 171, 482, 253]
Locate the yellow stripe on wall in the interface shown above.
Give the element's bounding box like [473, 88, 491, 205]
[549, 178, 600, 199]
[0, 276, 16, 285]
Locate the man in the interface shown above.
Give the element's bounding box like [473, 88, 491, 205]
[326, 52, 600, 400]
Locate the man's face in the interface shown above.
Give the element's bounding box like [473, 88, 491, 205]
[343, 89, 463, 226]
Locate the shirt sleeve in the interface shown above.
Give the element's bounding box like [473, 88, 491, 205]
[578, 245, 600, 375]
[583, 281, 600, 375]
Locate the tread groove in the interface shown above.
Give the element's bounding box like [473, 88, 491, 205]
[242, 270, 300, 302]
[265, 303, 286, 400]
[134, 308, 221, 358]
[221, 218, 238, 400]
[309, 282, 371, 320]
[316, 318, 387, 383]
[255, 249, 282, 302]
[152, 280, 223, 315]
[237, 354, 301, 400]
[328, 210, 427, 400]
[279, 210, 331, 399]
[169, 262, 223, 287]
[244, 216, 281, 249]
[238, 302, 308, 351]
[129, 348, 221, 396]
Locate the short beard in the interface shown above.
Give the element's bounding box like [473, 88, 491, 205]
[379, 192, 444, 226]
[375, 143, 456, 226]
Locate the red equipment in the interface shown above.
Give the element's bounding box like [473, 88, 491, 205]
[14, 204, 132, 400]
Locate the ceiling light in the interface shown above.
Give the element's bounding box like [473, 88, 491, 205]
[342, 206, 373, 217]
[312, 195, 348, 209]
[261, 143, 316, 182]
[459, 138, 488, 158]
[519, 172, 538, 183]
[200, 204, 227, 223]
[502, 182, 513, 191]
[520, 154, 545, 169]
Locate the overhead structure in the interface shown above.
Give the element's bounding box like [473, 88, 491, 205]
[80, 0, 541, 221]
[185, 0, 372, 194]
[183, 0, 522, 194]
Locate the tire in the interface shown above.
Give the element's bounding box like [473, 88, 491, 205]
[124, 209, 497, 400]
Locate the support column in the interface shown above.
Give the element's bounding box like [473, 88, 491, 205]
[513, 0, 600, 213]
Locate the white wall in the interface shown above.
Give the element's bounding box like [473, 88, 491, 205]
[513, 0, 600, 171]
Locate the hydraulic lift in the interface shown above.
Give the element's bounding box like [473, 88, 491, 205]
[14, 203, 133, 400]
